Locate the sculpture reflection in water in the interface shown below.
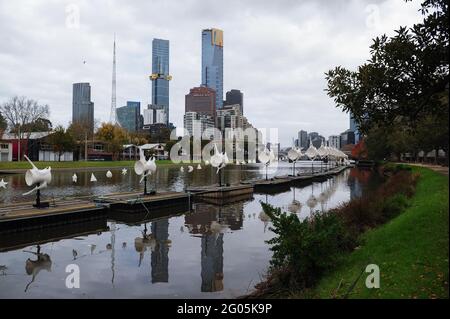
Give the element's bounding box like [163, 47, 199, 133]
[185, 201, 244, 292]
[24, 245, 52, 292]
[134, 219, 170, 283]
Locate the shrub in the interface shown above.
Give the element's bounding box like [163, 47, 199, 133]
[262, 202, 356, 289]
[382, 194, 410, 220]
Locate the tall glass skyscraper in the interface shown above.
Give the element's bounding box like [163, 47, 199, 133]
[201, 28, 223, 109]
[117, 101, 141, 132]
[72, 82, 94, 134]
[151, 38, 170, 124]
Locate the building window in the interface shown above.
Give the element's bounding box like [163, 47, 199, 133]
[0, 144, 9, 149]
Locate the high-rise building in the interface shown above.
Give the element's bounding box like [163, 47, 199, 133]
[340, 129, 355, 147]
[184, 112, 214, 137]
[224, 89, 243, 114]
[117, 101, 141, 132]
[150, 38, 171, 124]
[202, 28, 223, 110]
[328, 135, 340, 149]
[350, 112, 360, 143]
[298, 130, 308, 149]
[185, 86, 216, 118]
[72, 83, 94, 134]
[216, 105, 243, 130]
[143, 104, 167, 126]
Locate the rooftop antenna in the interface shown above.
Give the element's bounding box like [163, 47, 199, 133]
[110, 34, 117, 124]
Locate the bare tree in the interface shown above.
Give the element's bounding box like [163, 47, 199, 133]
[0, 96, 50, 161]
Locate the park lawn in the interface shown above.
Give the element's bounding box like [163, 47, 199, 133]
[0, 159, 179, 170]
[311, 166, 449, 299]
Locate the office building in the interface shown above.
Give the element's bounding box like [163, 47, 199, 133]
[184, 112, 215, 137]
[224, 89, 243, 114]
[144, 104, 167, 126]
[72, 83, 94, 134]
[185, 86, 216, 118]
[340, 130, 356, 147]
[350, 112, 361, 143]
[150, 38, 171, 124]
[328, 135, 340, 149]
[202, 28, 223, 109]
[117, 101, 141, 132]
[298, 130, 308, 149]
[216, 104, 243, 131]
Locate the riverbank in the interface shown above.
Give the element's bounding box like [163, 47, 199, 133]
[310, 166, 449, 298]
[0, 160, 180, 174]
[247, 165, 449, 299]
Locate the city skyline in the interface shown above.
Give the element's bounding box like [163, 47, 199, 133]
[0, 0, 425, 145]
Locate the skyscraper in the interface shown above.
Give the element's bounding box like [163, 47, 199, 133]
[117, 101, 141, 132]
[298, 130, 308, 149]
[72, 83, 94, 134]
[224, 89, 243, 114]
[150, 38, 171, 124]
[201, 28, 223, 109]
[350, 112, 360, 143]
[185, 86, 216, 117]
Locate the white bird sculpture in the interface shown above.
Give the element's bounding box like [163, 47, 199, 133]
[72, 174, 77, 183]
[210, 144, 229, 174]
[22, 155, 52, 196]
[180, 166, 184, 173]
[106, 170, 113, 178]
[134, 147, 156, 183]
[90, 173, 97, 182]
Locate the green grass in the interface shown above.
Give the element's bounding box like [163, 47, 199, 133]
[310, 166, 449, 299]
[0, 159, 179, 170]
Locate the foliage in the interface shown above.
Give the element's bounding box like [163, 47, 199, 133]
[0, 112, 7, 132]
[0, 96, 50, 137]
[48, 125, 75, 161]
[325, 0, 449, 160]
[351, 139, 368, 160]
[262, 203, 355, 289]
[255, 166, 419, 296]
[95, 122, 128, 159]
[313, 166, 448, 299]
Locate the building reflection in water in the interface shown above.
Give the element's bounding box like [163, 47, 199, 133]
[134, 218, 170, 283]
[24, 245, 52, 292]
[185, 201, 244, 292]
[151, 219, 170, 283]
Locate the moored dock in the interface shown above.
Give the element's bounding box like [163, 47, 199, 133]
[186, 184, 254, 205]
[94, 191, 191, 213]
[0, 197, 106, 233]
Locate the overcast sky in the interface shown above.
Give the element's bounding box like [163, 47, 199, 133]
[0, 0, 424, 146]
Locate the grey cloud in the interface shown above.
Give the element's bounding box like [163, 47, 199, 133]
[0, 0, 424, 145]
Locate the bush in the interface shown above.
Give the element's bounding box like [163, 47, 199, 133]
[382, 194, 410, 220]
[262, 202, 356, 289]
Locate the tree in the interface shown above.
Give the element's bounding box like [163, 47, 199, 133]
[96, 122, 128, 159]
[0, 96, 50, 161]
[325, 0, 448, 160]
[0, 112, 7, 133]
[49, 126, 75, 161]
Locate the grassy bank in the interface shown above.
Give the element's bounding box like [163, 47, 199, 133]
[0, 159, 179, 170]
[311, 166, 449, 298]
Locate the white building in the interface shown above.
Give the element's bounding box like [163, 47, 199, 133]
[0, 142, 12, 162]
[183, 112, 214, 138]
[143, 104, 167, 125]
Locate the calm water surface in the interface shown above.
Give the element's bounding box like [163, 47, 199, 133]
[0, 163, 380, 298]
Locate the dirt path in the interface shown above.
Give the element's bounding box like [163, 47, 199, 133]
[402, 163, 449, 176]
